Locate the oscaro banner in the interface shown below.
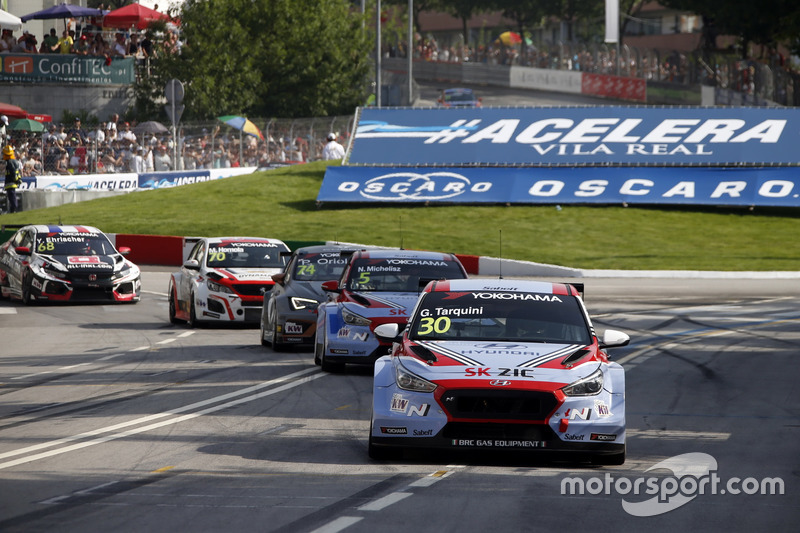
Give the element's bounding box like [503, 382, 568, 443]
[318, 166, 800, 207]
[348, 107, 800, 166]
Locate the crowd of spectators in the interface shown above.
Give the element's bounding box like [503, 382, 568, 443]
[3, 115, 350, 177]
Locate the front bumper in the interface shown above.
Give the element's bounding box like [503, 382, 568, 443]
[30, 272, 140, 302]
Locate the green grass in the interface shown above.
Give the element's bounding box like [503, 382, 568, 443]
[3, 160, 800, 271]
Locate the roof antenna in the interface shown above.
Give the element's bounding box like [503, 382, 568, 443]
[498, 229, 503, 279]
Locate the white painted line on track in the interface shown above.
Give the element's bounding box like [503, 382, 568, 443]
[177, 331, 195, 338]
[157, 338, 177, 345]
[11, 371, 53, 380]
[59, 363, 91, 370]
[0, 367, 324, 469]
[40, 481, 120, 505]
[130, 346, 150, 352]
[309, 517, 364, 533]
[142, 290, 167, 297]
[0, 307, 17, 314]
[357, 492, 413, 511]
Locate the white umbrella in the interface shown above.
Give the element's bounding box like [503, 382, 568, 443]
[0, 9, 23, 32]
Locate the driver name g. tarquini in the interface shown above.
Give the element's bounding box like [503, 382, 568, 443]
[169, 236, 290, 326]
[0, 224, 141, 304]
[314, 249, 468, 372]
[369, 278, 630, 464]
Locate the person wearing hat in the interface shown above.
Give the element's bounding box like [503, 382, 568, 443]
[322, 132, 345, 160]
[3, 145, 23, 213]
[74, 34, 90, 55]
[0, 115, 8, 147]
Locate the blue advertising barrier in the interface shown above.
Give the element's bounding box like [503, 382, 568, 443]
[348, 107, 800, 167]
[318, 166, 800, 207]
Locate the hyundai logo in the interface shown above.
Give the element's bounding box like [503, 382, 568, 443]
[489, 380, 512, 386]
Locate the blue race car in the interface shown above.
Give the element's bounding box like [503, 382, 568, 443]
[438, 87, 482, 107]
[368, 278, 630, 464]
[314, 249, 468, 372]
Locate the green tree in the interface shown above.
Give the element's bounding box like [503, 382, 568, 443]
[137, 0, 373, 120]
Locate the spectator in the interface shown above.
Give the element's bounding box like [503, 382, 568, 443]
[0, 30, 14, 53]
[57, 29, 73, 54]
[153, 144, 172, 171]
[0, 115, 7, 146]
[69, 118, 88, 145]
[119, 122, 137, 143]
[74, 34, 90, 55]
[127, 33, 144, 59]
[42, 28, 59, 52]
[111, 32, 127, 57]
[101, 146, 122, 173]
[3, 145, 23, 213]
[322, 132, 345, 160]
[105, 113, 119, 141]
[90, 33, 107, 57]
[131, 145, 146, 173]
[55, 152, 70, 174]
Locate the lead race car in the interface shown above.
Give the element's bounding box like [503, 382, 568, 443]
[0, 224, 140, 303]
[369, 278, 630, 464]
[314, 249, 468, 372]
[168, 237, 290, 326]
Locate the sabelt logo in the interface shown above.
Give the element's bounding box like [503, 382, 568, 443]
[338, 172, 492, 201]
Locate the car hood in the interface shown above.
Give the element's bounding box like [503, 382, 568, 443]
[343, 291, 422, 316]
[286, 280, 328, 302]
[213, 267, 283, 281]
[399, 339, 601, 387]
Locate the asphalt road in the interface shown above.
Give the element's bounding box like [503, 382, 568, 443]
[0, 268, 798, 532]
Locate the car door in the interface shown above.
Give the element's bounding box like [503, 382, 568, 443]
[180, 240, 205, 303]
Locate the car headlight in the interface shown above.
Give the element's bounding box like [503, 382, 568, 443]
[207, 279, 234, 294]
[114, 266, 132, 280]
[43, 265, 68, 280]
[395, 361, 437, 393]
[561, 368, 604, 396]
[290, 297, 318, 311]
[342, 307, 371, 326]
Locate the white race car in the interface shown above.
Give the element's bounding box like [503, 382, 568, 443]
[369, 278, 630, 464]
[168, 237, 290, 326]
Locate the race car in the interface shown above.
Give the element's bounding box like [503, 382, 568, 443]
[438, 87, 482, 107]
[314, 249, 468, 372]
[368, 278, 630, 464]
[260, 244, 360, 350]
[168, 236, 290, 326]
[0, 224, 140, 304]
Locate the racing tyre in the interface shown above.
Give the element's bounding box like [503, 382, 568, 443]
[592, 446, 626, 466]
[314, 339, 323, 366]
[271, 315, 286, 352]
[21, 270, 34, 305]
[260, 320, 270, 347]
[188, 295, 202, 328]
[168, 288, 184, 324]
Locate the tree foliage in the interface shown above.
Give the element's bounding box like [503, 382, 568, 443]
[137, 0, 373, 120]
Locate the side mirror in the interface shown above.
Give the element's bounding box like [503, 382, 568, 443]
[599, 329, 630, 348]
[15, 246, 31, 256]
[183, 259, 200, 271]
[272, 272, 286, 285]
[118, 246, 131, 256]
[374, 323, 402, 343]
[321, 280, 340, 292]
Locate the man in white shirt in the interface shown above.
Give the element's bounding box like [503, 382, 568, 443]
[322, 132, 345, 160]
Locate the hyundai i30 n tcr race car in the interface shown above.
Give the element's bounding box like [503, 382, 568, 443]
[314, 249, 468, 372]
[0, 225, 141, 304]
[168, 237, 290, 326]
[260, 244, 359, 350]
[369, 278, 630, 464]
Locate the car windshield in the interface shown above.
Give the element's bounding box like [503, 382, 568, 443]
[293, 252, 350, 281]
[444, 90, 474, 102]
[408, 291, 592, 344]
[206, 243, 287, 268]
[346, 257, 464, 292]
[35, 232, 115, 256]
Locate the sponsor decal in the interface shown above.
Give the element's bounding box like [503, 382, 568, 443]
[32, 279, 43, 290]
[285, 322, 303, 335]
[380, 426, 408, 435]
[564, 433, 586, 441]
[390, 394, 409, 413]
[337, 327, 351, 338]
[407, 404, 431, 417]
[330, 349, 349, 354]
[68, 256, 103, 264]
[566, 407, 591, 420]
[595, 400, 612, 418]
[466, 368, 534, 378]
[489, 380, 512, 387]
[419, 306, 484, 317]
[451, 439, 547, 448]
[471, 292, 562, 302]
[413, 429, 434, 436]
[590, 433, 618, 442]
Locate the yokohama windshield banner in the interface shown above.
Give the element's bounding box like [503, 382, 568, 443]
[347, 107, 800, 166]
[317, 166, 800, 207]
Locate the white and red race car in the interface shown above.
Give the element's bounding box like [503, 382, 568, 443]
[0, 224, 140, 304]
[168, 237, 290, 326]
[369, 278, 630, 464]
